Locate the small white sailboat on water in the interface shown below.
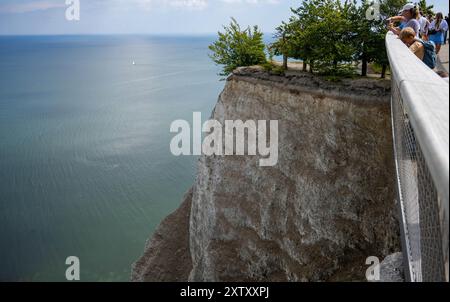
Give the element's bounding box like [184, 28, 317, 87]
[132, 60, 136, 66]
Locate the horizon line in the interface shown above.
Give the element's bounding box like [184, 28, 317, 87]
[0, 32, 278, 37]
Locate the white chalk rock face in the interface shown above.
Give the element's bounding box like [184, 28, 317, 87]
[133, 67, 401, 282]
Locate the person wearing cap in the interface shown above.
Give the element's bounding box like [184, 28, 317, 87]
[389, 3, 420, 37]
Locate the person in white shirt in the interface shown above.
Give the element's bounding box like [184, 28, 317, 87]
[429, 12, 449, 54]
[418, 11, 430, 40]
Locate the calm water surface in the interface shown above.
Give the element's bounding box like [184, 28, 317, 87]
[0, 35, 223, 281]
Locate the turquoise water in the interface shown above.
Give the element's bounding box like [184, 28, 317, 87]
[0, 35, 223, 281]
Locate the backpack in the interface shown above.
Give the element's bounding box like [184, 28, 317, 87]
[418, 39, 437, 69]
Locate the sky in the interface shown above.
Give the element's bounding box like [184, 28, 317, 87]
[0, 0, 448, 35]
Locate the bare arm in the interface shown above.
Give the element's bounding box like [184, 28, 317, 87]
[387, 16, 406, 23]
[387, 16, 406, 36]
[389, 24, 402, 36]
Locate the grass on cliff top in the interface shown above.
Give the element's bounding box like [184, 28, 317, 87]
[262, 60, 391, 82]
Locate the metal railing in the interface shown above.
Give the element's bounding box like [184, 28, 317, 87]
[386, 32, 449, 282]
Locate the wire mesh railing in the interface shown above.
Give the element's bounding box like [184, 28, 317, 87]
[386, 32, 449, 282]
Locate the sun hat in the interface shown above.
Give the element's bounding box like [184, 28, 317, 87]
[401, 3, 415, 13]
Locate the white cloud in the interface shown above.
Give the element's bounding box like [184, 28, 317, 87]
[0, 0, 208, 14]
[0, 1, 65, 14]
[170, 0, 208, 9]
[0, 0, 281, 15]
[129, 0, 208, 10]
[130, 0, 279, 10]
[220, 0, 280, 4]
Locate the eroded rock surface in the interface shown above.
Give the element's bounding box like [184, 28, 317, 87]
[133, 67, 400, 282]
[379, 252, 404, 282]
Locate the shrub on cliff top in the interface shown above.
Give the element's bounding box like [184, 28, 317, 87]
[209, 18, 267, 78]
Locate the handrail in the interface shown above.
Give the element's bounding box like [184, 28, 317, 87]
[386, 32, 449, 203]
[386, 31, 449, 281]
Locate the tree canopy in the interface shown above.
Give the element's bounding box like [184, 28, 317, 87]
[210, 0, 409, 78]
[417, 0, 434, 16]
[208, 18, 266, 78]
[269, 0, 409, 77]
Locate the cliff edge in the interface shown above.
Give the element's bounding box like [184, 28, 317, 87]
[132, 67, 400, 282]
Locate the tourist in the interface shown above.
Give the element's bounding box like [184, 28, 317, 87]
[399, 27, 437, 69]
[444, 13, 449, 44]
[418, 10, 430, 40]
[400, 27, 424, 60]
[389, 3, 420, 37]
[429, 12, 448, 54]
[428, 14, 434, 31]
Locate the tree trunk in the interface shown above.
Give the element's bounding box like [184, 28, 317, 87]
[362, 57, 368, 77]
[381, 65, 387, 78]
[303, 61, 307, 71]
[309, 61, 314, 74]
[283, 54, 288, 70]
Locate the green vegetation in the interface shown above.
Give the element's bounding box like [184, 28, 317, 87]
[209, 0, 408, 78]
[370, 62, 391, 75]
[208, 18, 266, 78]
[380, 0, 407, 19]
[352, 0, 390, 77]
[417, 0, 434, 16]
[269, 22, 294, 70]
[261, 61, 286, 76]
[289, 0, 357, 75]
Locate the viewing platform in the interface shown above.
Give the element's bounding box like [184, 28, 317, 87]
[437, 43, 449, 74]
[386, 32, 449, 282]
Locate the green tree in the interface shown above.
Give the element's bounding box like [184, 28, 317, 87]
[379, 0, 407, 19]
[270, 22, 293, 70]
[279, 0, 405, 78]
[377, 0, 407, 77]
[351, 0, 390, 77]
[270, 19, 309, 70]
[271, 13, 313, 72]
[272, 0, 355, 75]
[417, 0, 434, 16]
[281, 0, 357, 76]
[209, 18, 266, 78]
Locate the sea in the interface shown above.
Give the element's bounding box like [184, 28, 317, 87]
[0, 35, 225, 281]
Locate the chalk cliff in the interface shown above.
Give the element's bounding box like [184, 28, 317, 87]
[132, 67, 400, 282]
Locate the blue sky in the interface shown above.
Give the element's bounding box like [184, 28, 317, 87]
[0, 0, 448, 35]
